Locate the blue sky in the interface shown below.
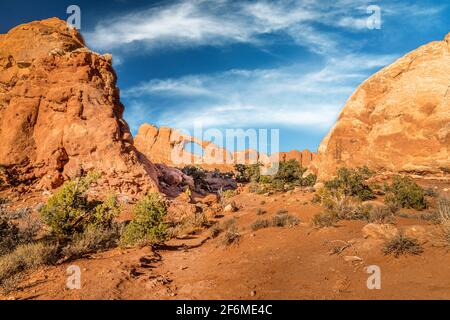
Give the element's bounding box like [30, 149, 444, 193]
[2, 0, 449, 152]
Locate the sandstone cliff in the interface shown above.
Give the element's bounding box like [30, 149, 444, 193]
[318, 33, 450, 180]
[0, 18, 159, 194]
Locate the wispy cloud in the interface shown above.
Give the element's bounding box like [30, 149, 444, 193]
[86, 0, 445, 54]
[84, 0, 352, 53]
[123, 53, 397, 131]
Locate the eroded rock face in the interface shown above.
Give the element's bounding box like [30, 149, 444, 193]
[135, 123, 319, 171]
[134, 124, 233, 171]
[0, 18, 159, 194]
[318, 33, 450, 180]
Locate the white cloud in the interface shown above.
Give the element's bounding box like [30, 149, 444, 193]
[85, 0, 446, 56]
[124, 53, 397, 131]
[84, 0, 346, 53]
[125, 78, 214, 97]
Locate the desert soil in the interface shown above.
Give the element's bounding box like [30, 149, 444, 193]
[2, 183, 450, 301]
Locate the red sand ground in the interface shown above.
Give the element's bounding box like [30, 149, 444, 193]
[2, 186, 450, 301]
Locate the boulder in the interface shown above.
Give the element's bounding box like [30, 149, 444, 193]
[362, 223, 399, 239]
[318, 33, 450, 180]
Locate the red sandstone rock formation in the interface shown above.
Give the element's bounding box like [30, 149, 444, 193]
[318, 33, 450, 180]
[0, 18, 159, 194]
[135, 123, 319, 171]
[273, 150, 319, 168]
[135, 124, 233, 171]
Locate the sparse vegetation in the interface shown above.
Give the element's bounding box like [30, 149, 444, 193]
[313, 187, 356, 219]
[397, 211, 440, 223]
[182, 165, 207, 191]
[0, 216, 20, 256]
[311, 169, 411, 228]
[0, 208, 41, 256]
[437, 197, 450, 245]
[0, 242, 58, 291]
[120, 193, 168, 247]
[424, 187, 439, 198]
[209, 225, 222, 238]
[342, 203, 372, 221]
[256, 208, 266, 215]
[61, 225, 122, 261]
[218, 188, 237, 208]
[239, 160, 317, 193]
[234, 163, 261, 183]
[221, 189, 236, 198]
[0, 165, 6, 189]
[0, 173, 126, 291]
[168, 212, 209, 238]
[311, 211, 339, 228]
[223, 226, 240, 246]
[271, 213, 299, 228]
[209, 218, 239, 242]
[368, 206, 395, 224]
[324, 167, 375, 201]
[273, 159, 306, 184]
[251, 219, 270, 231]
[383, 234, 423, 257]
[39, 172, 120, 239]
[384, 176, 427, 210]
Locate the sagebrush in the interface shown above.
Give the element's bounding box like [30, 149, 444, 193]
[120, 193, 168, 247]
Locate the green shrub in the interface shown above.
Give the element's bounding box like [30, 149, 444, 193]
[248, 182, 271, 194]
[234, 164, 261, 183]
[182, 165, 207, 190]
[271, 160, 316, 188]
[383, 234, 423, 257]
[120, 193, 168, 247]
[258, 175, 272, 184]
[39, 172, 119, 239]
[269, 179, 288, 192]
[384, 176, 427, 210]
[313, 187, 356, 218]
[224, 190, 236, 198]
[324, 167, 375, 201]
[90, 194, 121, 229]
[245, 160, 314, 193]
[302, 174, 317, 187]
[273, 160, 306, 183]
